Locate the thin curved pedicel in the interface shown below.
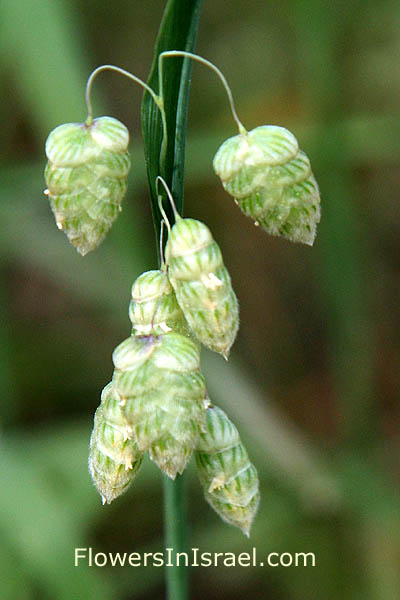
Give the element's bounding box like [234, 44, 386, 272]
[157, 53, 321, 244]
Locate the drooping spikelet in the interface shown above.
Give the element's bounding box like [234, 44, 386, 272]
[129, 268, 192, 339]
[89, 382, 142, 504]
[213, 125, 321, 245]
[165, 217, 239, 359]
[196, 405, 260, 536]
[112, 332, 207, 479]
[45, 116, 130, 255]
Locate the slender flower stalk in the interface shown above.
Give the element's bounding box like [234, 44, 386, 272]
[84, 64, 169, 178]
[158, 50, 247, 135]
[85, 64, 165, 128]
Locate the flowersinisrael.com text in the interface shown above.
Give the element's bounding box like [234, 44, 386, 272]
[74, 547, 316, 568]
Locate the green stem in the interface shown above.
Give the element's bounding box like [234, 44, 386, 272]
[141, 2, 203, 598]
[141, 0, 203, 245]
[163, 474, 189, 600]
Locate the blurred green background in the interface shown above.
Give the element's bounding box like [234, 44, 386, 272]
[1, 0, 399, 598]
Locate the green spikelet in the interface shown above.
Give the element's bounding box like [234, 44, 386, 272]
[196, 405, 260, 536]
[89, 382, 142, 504]
[112, 332, 207, 479]
[165, 217, 239, 359]
[45, 116, 130, 255]
[129, 269, 192, 338]
[213, 125, 321, 245]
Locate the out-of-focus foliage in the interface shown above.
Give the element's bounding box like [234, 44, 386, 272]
[1, 0, 399, 599]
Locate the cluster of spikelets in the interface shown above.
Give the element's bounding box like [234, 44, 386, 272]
[44, 58, 322, 537]
[44, 118, 321, 255]
[88, 211, 259, 535]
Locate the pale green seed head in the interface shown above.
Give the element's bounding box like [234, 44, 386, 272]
[44, 162, 96, 195]
[150, 331, 201, 372]
[166, 218, 214, 257]
[92, 149, 131, 178]
[46, 122, 96, 167]
[213, 125, 321, 246]
[112, 332, 207, 479]
[89, 383, 142, 504]
[44, 116, 130, 255]
[112, 335, 158, 371]
[129, 269, 192, 338]
[166, 219, 239, 358]
[237, 173, 320, 246]
[89, 117, 129, 152]
[196, 405, 260, 536]
[213, 126, 299, 182]
[222, 150, 312, 199]
[203, 493, 260, 538]
[113, 332, 202, 380]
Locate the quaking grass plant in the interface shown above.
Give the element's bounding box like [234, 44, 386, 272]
[42, 1, 321, 597]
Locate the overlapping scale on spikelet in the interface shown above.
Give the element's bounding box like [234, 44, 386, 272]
[89, 382, 142, 504]
[165, 218, 239, 358]
[213, 125, 321, 245]
[45, 116, 130, 255]
[112, 333, 207, 479]
[196, 405, 259, 536]
[129, 269, 193, 339]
